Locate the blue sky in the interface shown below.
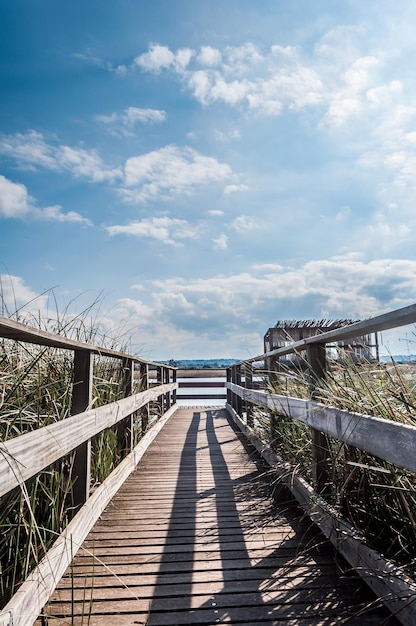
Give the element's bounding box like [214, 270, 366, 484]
[1, 0, 416, 359]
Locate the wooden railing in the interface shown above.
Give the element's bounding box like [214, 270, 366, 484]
[226, 303, 416, 625]
[176, 368, 226, 402]
[0, 317, 177, 626]
[2, 305, 416, 624]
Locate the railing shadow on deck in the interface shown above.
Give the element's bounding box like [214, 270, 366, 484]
[146, 408, 389, 625]
[226, 303, 416, 625]
[0, 315, 178, 626]
[1, 303, 416, 624]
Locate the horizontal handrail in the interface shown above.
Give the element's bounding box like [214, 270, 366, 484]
[0, 405, 179, 626]
[0, 382, 177, 499]
[0, 315, 169, 368]
[228, 382, 416, 474]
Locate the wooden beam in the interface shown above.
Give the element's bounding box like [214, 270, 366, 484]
[0, 383, 178, 498]
[70, 350, 93, 511]
[0, 405, 179, 626]
[227, 383, 416, 474]
[227, 403, 416, 626]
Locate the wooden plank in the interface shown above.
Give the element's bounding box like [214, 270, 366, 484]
[228, 403, 416, 625]
[0, 382, 177, 497]
[70, 349, 93, 510]
[176, 393, 226, 400]
[39, 407, 394, 626]
[0, 405, 179, 626]
[228, 383, 416, 473]
[0, 315, 166, 367]
[178, 381, 226, 388]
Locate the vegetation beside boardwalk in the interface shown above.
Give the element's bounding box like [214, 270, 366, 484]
[0, 300, 145, 608]
[254, 353, 416, 580]
[1, 292, 416, 612]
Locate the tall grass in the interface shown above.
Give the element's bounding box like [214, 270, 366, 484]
[0, 293, 144, 608]
[261, 351, 416, 579]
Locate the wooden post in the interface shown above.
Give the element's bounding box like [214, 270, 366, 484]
[230, 365, 237, 412]
[70, 349, 93, 513]
[156, 365, 163, 416]
[139, 362, 149, 436]
[226, 367, 232, 405]
[163, 366, 170, 411]
[306, 343, 331, 495]
[172, 368, 177, 405]
[116, 358, 134, 458]
[245, 363, 254, 427]
[236, 364, 243, 417]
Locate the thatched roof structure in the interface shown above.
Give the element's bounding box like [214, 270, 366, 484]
[272, 319, 358, 330]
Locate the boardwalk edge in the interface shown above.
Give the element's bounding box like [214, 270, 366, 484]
[0, 404, 180, 626]
[226, 403, 416, 626]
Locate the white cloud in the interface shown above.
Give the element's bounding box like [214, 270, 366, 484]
[105, 216, 198, 246]
[108, 257, 416, 358]
[97, 106, 167, 136]
[213, 234, 228, 250]
[122, 145, 233, 203]
[197, 46, 222, 67]
[0, 175, 91, 224]
[134, 44, 193, 73]
[40, 205, 92, 225]
[231, 215, 258, 232]
[0, 131, 122, 183]
[0, 274, 49, 318]
[133, 36, 409, 139]
[215, 128, 241, 142]
[0, 132, 235, 205]
[57, 145, 120, 183]
[0, 130, 58, 170]
[0, 175, 32, 217]
[223, 183, 249, 195]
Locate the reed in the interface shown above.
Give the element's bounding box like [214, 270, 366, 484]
[262, 351, 416, 579]
[0, 295, 139, 609]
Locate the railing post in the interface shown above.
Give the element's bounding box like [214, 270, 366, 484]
[172, 368, 177, 406]
[306, 343, 331, 495]
[163, 366, 170, 411]
[230, 365, 237, 412]
[156, 365, 163, 416]
[245, 363, 254, 427]
[70, 349, 93, 513]
[139, 362, 149, 436]
[116, 357, 134, 458]
[236, 364, 243, 416]
[226, 367, 232, 406]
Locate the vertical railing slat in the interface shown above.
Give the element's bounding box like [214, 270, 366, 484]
[70, 349, 93, 512]
[306, 343, 331, 495]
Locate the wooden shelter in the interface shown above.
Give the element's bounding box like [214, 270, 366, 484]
[264, 319, 379, 364]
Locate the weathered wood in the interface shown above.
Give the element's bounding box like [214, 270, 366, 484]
[227, 383, 416, 474]
[177, 393, 226, 400]
[38, 408, 393, 626]
[306, 343, 331, 495]
[0, 383, 178, 498]
[116, 358, 135, 458]
[228, 403, 416, 625]
[70, 349, 93, 510]
[0, 315, 168, 366]
[0, 405, 179, 626]
[179, 381, 226, 388]
[246, 302, 416, 364]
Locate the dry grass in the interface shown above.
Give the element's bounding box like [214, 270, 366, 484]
[259, 353, 416, 579]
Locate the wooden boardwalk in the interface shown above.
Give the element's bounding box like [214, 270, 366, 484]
[41, 407, 397, 625]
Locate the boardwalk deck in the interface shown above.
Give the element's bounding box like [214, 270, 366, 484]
[40, 407, 397, 625]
